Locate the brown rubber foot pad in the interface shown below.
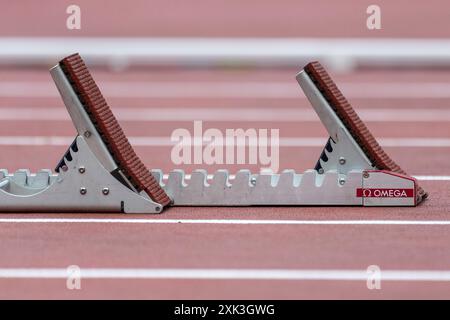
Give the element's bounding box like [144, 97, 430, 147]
[304, 61, 427, 204]
[59, 53, 171, 207]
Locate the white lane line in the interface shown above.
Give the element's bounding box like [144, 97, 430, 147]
[2, 81, 450, 99]
[0, 136, 449, 148]
[279, 138, 450, 148]
[414, 176, 450, 181]
[0, 107, 449, 122]
[0, 268, 449, 281]
[2, 37, 450, 69]
[0, 219, 449, 225]
[167, 174, 450, 181]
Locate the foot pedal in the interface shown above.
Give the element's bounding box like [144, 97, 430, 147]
[301, 61, 427, 205]
[58, 54, 171, 207]
[0, 53, 170, 213]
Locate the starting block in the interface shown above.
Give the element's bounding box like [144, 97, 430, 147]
[0, 55, 427, 213]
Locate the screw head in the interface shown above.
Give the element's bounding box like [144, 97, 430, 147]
[250, 177, 257, 186]
[339, 157, 346, 165]
[339, 178, 346, 185]
[102, 187, 110, 195]
[318, 168, 324, 174]
[80, 187, 87, 195]
[83, 131, 91, 138]
[363, 171, 370, 179]
[61, 165, 68, 172]
[78, 167, 85, 174]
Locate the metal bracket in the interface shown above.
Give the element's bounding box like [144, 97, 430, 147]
[0, 136, 163, 213]
[296, 70, 374, 174]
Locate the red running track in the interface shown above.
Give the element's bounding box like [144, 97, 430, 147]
[0, 66, 449, 299]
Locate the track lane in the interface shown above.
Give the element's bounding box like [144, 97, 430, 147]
[1, 1, 449, 38]
[1, 279, 450, 299]
[0, 214, 449, 269]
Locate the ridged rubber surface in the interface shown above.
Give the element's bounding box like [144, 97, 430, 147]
[304, 61, 427, 204]
[59, 53, 171, 207]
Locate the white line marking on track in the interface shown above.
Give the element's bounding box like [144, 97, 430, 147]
[414, 176, 450, 181]
[3, 37, 450, 69]
[0, 219, 449, 225]
[163, 174, 450, 181]
[0, 107, 450, 122]
[3, 81, 450, 99]
[0, 268, 449, 281]
[0, 136, 450, 148]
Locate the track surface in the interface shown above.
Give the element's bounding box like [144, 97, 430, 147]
[0, 2, 450, 300]
[0, 66, 449, 299]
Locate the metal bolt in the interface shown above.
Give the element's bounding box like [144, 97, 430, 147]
[339, 157, 346, 165]
[80, 187, 87, 195]
[84, 131, 91, 138]
[339, 178, 346, 185]
[102, 187, 109, 195]
[250, 177, 257, 186]
[363, 171, 370, 179]
[78, 167, 85, 174]
[155, 206, 161, 212]
[61, 165, 68, 172]
[318, 168, 324, 174]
